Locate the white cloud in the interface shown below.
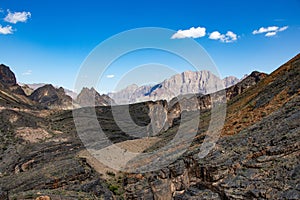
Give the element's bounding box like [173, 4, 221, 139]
[106, 74, 115, 78]
[252, 26, 279, 34]
[0, 25, 13, 34]
[171, 27, 206, 39]
[279, 26, 288, 32]
[252, 25, 288, 37]
[265, 32, 277, 37]
[226, 31, 237, 41]
[4, 10, 31, 24]
[22, 70, 32, 76]
[209, 31, 222, 40]
[209, 30, 238, 43]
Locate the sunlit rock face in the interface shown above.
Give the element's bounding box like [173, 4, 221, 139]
[109, 70, 239, 104]
[29, 84, 73, 109]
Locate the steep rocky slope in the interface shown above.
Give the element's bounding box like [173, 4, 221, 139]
[0, 65, 38, 109]
[0, 108, 114, 199]
[29, 84, 74, 109]
[123, 54, 300, 199]
[0, 64, 17, 87]
[125, 95, 299, 199]
[0, 99, 169, 199]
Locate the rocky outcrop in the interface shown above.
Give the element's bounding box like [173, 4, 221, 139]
[0, 64, 17, 87]
[123, 54, 300, 199]
[0, 64, 26, 96]
[0, 65, 38, 109]
[109, 70, 239, 104]
[166, 71, 266, 127]
[124, 95, 300, 199]
[226, 71, 267, 100]
[29, 84, 73, 109]
[76, 87, 115, 107]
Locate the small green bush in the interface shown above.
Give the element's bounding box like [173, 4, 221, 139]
[109, 184, 119, 194]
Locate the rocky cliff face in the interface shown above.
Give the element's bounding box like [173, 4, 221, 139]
[166, 71, 266, 127]
[76, 87, 115, 107]
[125, 95, 300, 199]
[109, 70, 239, 104]
[0, 64, 26, 96]
[29, 84, 73, 109]
[123, 54, 300, 199]
[0, 64, 40, 109]
[0, 64, 17, 87]
[226, 71, 267, 100]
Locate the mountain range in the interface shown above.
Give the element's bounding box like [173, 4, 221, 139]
[16, 70, 241, 108]
[0, 54, 299, 199]
[108, 70, 240, 104]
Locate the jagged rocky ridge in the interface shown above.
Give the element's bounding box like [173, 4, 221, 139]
[123, 54, 300, 199]
[109, 70, 239, 104]
[76, 87, 115, 107]
[29, 84, 73, 109]
[20, 83, 78, 99]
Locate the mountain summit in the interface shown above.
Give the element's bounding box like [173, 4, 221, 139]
[109, 70, 239, 104]
[76, 87, 115, 107]
[29, 84, 73, 109]
[0, 64, 17, 87]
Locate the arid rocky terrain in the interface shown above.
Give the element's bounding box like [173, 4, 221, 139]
[0, 54, 299, 199]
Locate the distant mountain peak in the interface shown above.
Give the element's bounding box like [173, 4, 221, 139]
[109, 70, 240, 104]
[29, 84, 73, 109]
[76, 87, 115, 107]
[0, 64, 17, 87]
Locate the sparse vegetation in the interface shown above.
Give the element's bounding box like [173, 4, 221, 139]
[106, 171, 116, 177]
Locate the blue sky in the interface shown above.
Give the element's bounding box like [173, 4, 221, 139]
[0, 0, 299, 93]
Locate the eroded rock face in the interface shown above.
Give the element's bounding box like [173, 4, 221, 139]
[147, 100, 169, 135]
[123, 54, 300, 199]
[226, 71, 267, 100]
[29, 84, 73, 109]
[139, 70, 266, 136]
[109, 70, 239, 104]
[0, 64, 17, 87]
[124, 96, 300, 199]
[0, 64, 27, 96]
